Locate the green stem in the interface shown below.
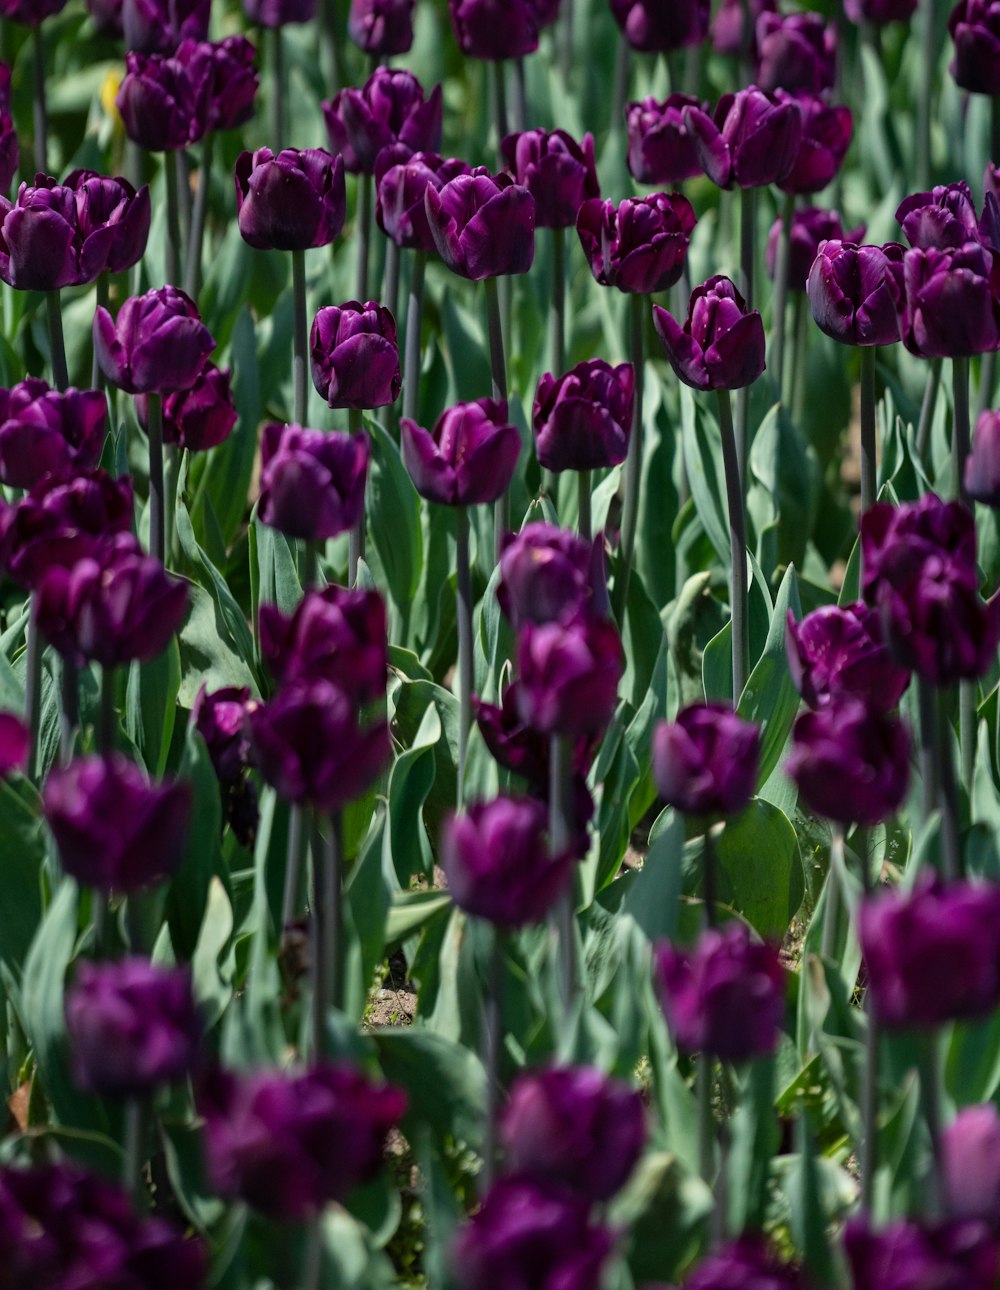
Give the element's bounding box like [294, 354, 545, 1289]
[861, 1003, 879, 1214]
[960, 678, 977, 793]
[60, 658, 78, 766]
[952, 355, 971, 508]
[917, 1032, 948, 1218]
[820, 830, 842, 960]
[703, 828, 717, 929]
[270, 25, 285, 150]
[183, 133, 215, 302]
[281, 804, 307, 930]
[301, 539, 318, 589]
[551, 226, 566, 377]
[492, 60, 508, 159]
[937, 686, 963, 881]
[91, 274, 109, 391]
[382, 238, 400, 329]
[717, 388, 749, 702]
[145, 392, 165, 565]
[511, 57, 527, 132]
[559, 0, 574, 82]
[355, 171, 372, 302]
[165, 444, 179, 568]
[348, 407, 365, 584]
[402, 250, 426, 423]
[735, 186, 756, 486]
[549, 733, 577, 1017]
[310, 812, 343, 1058]
[916, 358, 942, 465]
[481, 927, 504, 1193]
[100, 665, 116, 753]
[771, 192, 795, 397]
[917, 676, 940, 828]
[46, 291, 68, 391]
[163, 151, 182, 286]
[859, 345, 878, 514]
[577, 469, 592, 541]
[612, 292, 645, 622]
[122, 1099, 145, 1199]
[32, 24, 46, 175]
[790, 290, 808, 424]
[292, 248, 308, 425]
[611, 34, 629, 138]
[697, 1057, 715, 1187]
[917, 0, 935, 189]
[484, 276, 509, 562]
[24, 599, 42, 782]
[455, 506, 472, 809]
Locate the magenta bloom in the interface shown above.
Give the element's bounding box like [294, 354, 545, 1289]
[201, 1063, 406, 1219]
[652, 701, 760, 816]
[243, 0, 314, 25]
[116, 50, 205, 152]
[425, 168, 535, 280]
[966, 410, 1000, 506]
[845, 1215, 999, 1290]
[154, 362, 237, 452]
[66, 958, 201, 1098]
[498, 522, 604, 628]
[501, 1067, 646, 1201]
[654, 275, 766, 391]
[807, 240, 904, 347]
[94, 285, 215, 394]
[779, 94, 853, 196]
[577, 192, 696, 294]
[896, 181, 985, 250]
[755, 11, 836, 96]
[177, 36, 260, 134]
[683, 1239, 805, 1290]
[0, 712, 29, 777]
[626, 94, 705, 187]
[500, 129, 599, 230]
[0, 0, 68, 24]
[785, 604, 910, 711]
[441, 796, 575, 926]
[375, 150, 471, 253]
[310, 300, 400, 410]
[713, 0, 776, 57]
[258, 423, 369, 541]
[845, 0, 917, 21]
[121, 0, 209, 52]
[950, 0, 1000, 93]
[684, 87, 803, 190]
[234, 148, 346, 251]
[0, 380, 106, 489]
[43, 754, 192, 893]
[533, 359, 633, 473]
[901, 241, 1000, 357]
[324, 68, 442, 176]
[349, 0, 415, 54]
[516, 615, 623, 737]
[655, 922, 785, 1061]
[765, 208, 862, 293]
[943, 1106, 1000, 1225]
[609, 0, 709, 52]
[193, 686, 256, 784]
[258, 584, 387, 701]
[400, 398, 520, 507]
[448, 0, 539, 60]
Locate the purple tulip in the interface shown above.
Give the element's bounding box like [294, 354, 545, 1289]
[786, 604, 910, 711]
[348, 0, 415, 54]
[862, 492, 978, 594]
[425, 168, 535, 280]
[177, 36, 260, 135]
[66, 958, 201, 1098]
[755, 11, 836, 95]
[684, 88, 803, 190]
[966, 409, 1000, 505]
[576, 192, 696, 294]
[787, 697, 910, 825]
[806, 240, 904, 347]
[87, 0, 124, 33]
[845, 1215, 999, 1290]
[448, 0, 539, 60]
[902, 241, 1000, 357]
[258, 584, 387, 701]
[116, 50, 205, 152]
[200, 1063, 406, 1218]
[846, 0, 917, 21]
[626, 93, 705, 187]
[0, 712, 29, 777]
[778, 94, 853, 195]
[324, 68, 442, 176]
[942, 1106, 1000, 1225]
[0, 380, 106, 489]
[533, 359, 633, 473]
[765, 208, 862, 293]
[500, 129, 599, 230]
[950, 0, 1000, 93]
[94, 285, 215, 394]
[654, 922, 785, 1061]
[516, 614, 623, 737]
[896, 181, 985, 250]
[243, 0, 314, 25]
[0, 112, 16, 197]
[653, 275, 766, 391]
[0, 1164, 206, 1287]
[248, 679, 390, 812]
[234, 148, 346, 252]
[713, 0, 776, 58]
[609, 0, 709, 52]
[0, 0, 68, 24]
[441, 795, 576, 925]
[682, 1239, 805, 1290]
[34, 536, 190, 667]
[310, 300, 401, 410]
[193, 685, 257, 784]
[400, 398, 520, 507]
[44, 753, 192, 892]
[375, 150, 471, 253]
[501, 1066, 646, 1201]
[652, 701, 760, 816]
[148, 362, 237, 452]
[498, 522, 604, 627]
[258, 423, 369, 541]
[121, 0, 209, 52]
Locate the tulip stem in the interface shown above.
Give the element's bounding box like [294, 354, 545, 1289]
[481, 926, 504, 1192]
[122, 1098, 145, 1199]
[310, 811, 343, 1058]
[578, 470, 592, 541]
[23, 598, 42, 783]
[551, 226, 566, 377]
[483, 275, 509, 562]
[511, 58, 527, 133]
[455, 506, 473, 808]
[702, 828, 717, 929]
[292, 248, 308, 426]
[859, 345, 878, 514]
[916, 357, 942, 465]
[697, 1056, 715, 1188]
[492, 61, 508, 159]
[820, 830, 842, 961]
[46, 291, 68, 392]
[183, 133, 214, 302]
[99, 665, 116, 753]
[735, 186, 756, 489]
[382, 240, 400, 334]
[355, 172, 372, 301]
[60, 659, 78, 767]
[163, 151, 182, 287]
[549, 732, 578, 1023]
[145, 392, 165, 566]
[270, 26, 285, 151]
[937, 686, 964, 881]
[716, 388, 749, 703]
[559, 0, 574, 82]
[952, 356, 971, 507]
[91, 275, 109, 392]
[917, 0, 934, 189]
[917, 1032, 948, 1218]
[790, 291, 808, 425]
[611, 35, 629, 138]
[771, 193, 794, 399]
[402, 251, 426, 423]
[612, 292, 645, 623]
[281, 803, 307, 930]
[917, 675, 941, 828]
[861, 1005, 879, 1214]
[348, 408, 366, 585]
[31, 25, 47, 175]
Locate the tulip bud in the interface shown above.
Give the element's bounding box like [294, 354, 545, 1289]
[310, 300, 401, 410]
[0, 712, 29, 777]
[577, 192, 696, 294]
[258, 423, 369, 541]
[0, 0, 69, 24]
[532, 359, 633, 472]
[966, 409, 1000, 505]
[0, 380, 106, 489]
[516, 614, 623, 737]
[324, 68, 442, 176]
[902, 241, 1000, 357]
[610, 0, 709, 52]
[425, 169, 535, 279]
[713, 0, 776, 58]
[845, 0, 917, 21]
[242, 0, 314, 24]
[375, 150, 471, 253]
[121, 0, 209, 53]
[498, 522, 604, 627]
[234, 147, 347, 252]
[943, 1106, 1000, 1225]
[348, 0, 415, 55]
[653, 275, 766, 391]
[448, 0, 539, 60]
[500, 129, 599, 230]
[258, 584, 387, 701]
[94, 285, 216, 394]
[846, 1216, 999, 1290]
[785, 603, 910, 711]
[157, 363, 237, 452]
[755, 11, 836, 95]
[177, 36, 259, 134]
[949, 0, 1000, 93]
[681, 1239, 805, 1290]
[806, 240, 903, 347]
[778, 93, 853, 195]
[684, 87, 803, 190]
[626, 94, 705, 187]
[116, 50, 205, 152]
[400, 398, 520, 506]
[193, 685, 256, 784]
[652, 701, 760, 816]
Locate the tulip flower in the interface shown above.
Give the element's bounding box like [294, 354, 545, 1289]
[766, 207, 861, 295]
[785, 603, 910, 711]
[310, 300, 400, 411]
[942, 1106, 1000, 1224]
[259, 584, 388, 702]
[626, 94, 705, 187]
[846, 0, 917, 20]
[713, 0, 775, 59]
[193, 686, 256, 785]
[448, 0, 539, 60]
[684, 88, 802, 192]
[0, 0, 68, 172]
[498, 522, 604, 628]
[609, 0, 709, 51]
[258, 422, 370, 543]
[121, 0, 209, 53]
[755, 11, 837, 95]
[243, 0, 314, 24]
[348, 0, 415, 54]
[0, 380, 106, 489]
[949, 0, 1000, 93]
[682, 1240, 804, 1290]
[652, 701, 760, 817]
[0, 712, 29, 777]
[139, 362, 237, 453]
[845, 1216, 999, 1290]
[966, 409, 1000, 504]
[516, 614, 623, 739]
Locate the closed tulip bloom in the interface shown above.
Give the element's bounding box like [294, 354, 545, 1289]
[94, 286, 215, 394]
[157, 363, 237, 452]
[324, 69, 442, 176]
[116, 50, 205, 152]
[0, 0, 68, 24]
[576, 192, 696, 294]
[713, 0, 776, 57]
[248, 679, 390, 812]
[896, 181, 983, 249]
[425, 169, 535, 279]
[682, 1240, 805, 1290]
[234, 148, 346, 251]
[765, 208, 862, 293]
[902, 242, 1000, 357]
[259, 584, 387, 701]
[778, 94, 853, 195]
[258, 423, 369, 541]
[349, 0, 415, 55]
[121, 0, 209, 52]
[0, 712, 29, 777]
[684, 88, 803, 190]
[533, 359, 633, 473]
[310, 301, 400, 409]
[654, 922, 785, 1061]
[786, 604, 910, 710]
[193, 686, 256, 784]
[178, 36, 259, 134]
[950, 0, 1000, 92]
[501, 1067, 646, 1201]
[652, 701, 760, 816]
[861, 493, 978, 595]
[516, 614, 623, 736]
[845, 1216, 999, 1290]
[375, 150, 471, 252]
[448, 0, 539, 60]
[498, 522, 605, 627]
[942, 1106, 1000, 1225]
[201, 1063, 406, 1219]
[0, 380, 106, 489]
[626, 94, 705, 187]
[243, 0, 314, 25]
[846, 0, 917, 21]
[755, 11, 836, 95]
[653, 275, 766, 391]
[44, 753, 192, 892]
[609, 0, 709, 52]
[966, 410, 1000, 505]
[400, 398, 520, 506]
[807, 240, 903, 347]
[500, 129, 599, 229]
[66, 958, 201, 1098]
[442, 796, 576, 925]
[88, 0, 124, 33]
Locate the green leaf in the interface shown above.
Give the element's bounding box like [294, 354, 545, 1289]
[385, 889, 453, 945]
[366, 417, 424, 614]
[165, 721, 223, 961]
[739, 563, 802, 787]
[177, 581, 257, 708]
[125, 639, 180, 777]
[0, 777, 45, 969]
[373, 1027, 486, 1151]
[250, 507, 302, 619]
[680, 384, 729, 565]
[612, 1153, 712, 1286]
[384, 698, 440, 887]
[191, 877, 235, 1027]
